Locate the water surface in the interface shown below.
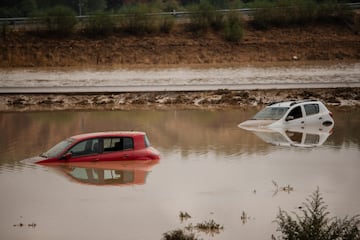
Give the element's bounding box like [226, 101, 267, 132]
[0, 108, 359, 240]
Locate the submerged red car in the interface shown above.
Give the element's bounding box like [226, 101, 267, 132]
[35, 131, 160, 163]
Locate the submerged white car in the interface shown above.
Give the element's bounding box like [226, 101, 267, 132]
[239, 100, 334, 129]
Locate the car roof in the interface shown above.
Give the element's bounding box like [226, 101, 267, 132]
[267, 100, 321, 108]
[69, 131, 146, 141]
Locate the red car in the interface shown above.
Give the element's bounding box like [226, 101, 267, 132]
[35, 131, 160, 163]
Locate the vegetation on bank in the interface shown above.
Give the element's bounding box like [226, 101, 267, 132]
[0, 0, 358, 42]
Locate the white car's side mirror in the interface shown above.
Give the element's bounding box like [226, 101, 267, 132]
[286, 116, 295, 121]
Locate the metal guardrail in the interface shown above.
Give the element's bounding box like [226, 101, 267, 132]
[1, 2, 359, 25]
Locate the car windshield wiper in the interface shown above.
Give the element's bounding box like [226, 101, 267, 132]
[40, 153, 48, 158]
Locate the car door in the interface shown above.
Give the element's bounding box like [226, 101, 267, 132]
[303, 103, 322, 125]
[283, 106, 305, 127]
[65, 138, 100, 162]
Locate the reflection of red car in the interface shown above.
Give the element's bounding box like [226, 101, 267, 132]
[35, 131, 160, 163]
[41, 160, 159, 186]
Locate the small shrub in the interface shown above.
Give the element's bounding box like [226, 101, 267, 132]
[223, 11, 243, 42]
[353, 13, 360, 34]
[1, 22, 9, 39]
[45, 6, 77, 36]
[85, 12, 115, 36]
[158, 15, 175, 34]
[316, 1, 354, 25]
[189, 1, 222, 33]
[251, 0, 354, 29]
[120, 4, 158, 35]
[273, 188, 360, 240]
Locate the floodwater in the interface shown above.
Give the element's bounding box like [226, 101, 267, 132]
[0, 108, 359, 240]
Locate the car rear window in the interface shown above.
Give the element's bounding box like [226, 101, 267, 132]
[304, 104, 320, 116]
[144, 135, 151, 147]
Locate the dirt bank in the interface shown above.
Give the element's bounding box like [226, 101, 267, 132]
[1, 24, 359, 68]
[1, 88, 359, 112]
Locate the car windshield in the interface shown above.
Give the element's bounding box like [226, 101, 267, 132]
[41, 138, 74, 158]
[252, 107, 289, 120]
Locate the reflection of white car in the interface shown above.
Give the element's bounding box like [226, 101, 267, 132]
[246, 126, 333, 147]
[239, 100, 334, 129]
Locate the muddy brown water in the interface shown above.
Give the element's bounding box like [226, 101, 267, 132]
[0, 108, 359, 240]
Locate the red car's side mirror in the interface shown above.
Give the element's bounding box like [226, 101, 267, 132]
[61, 152, 72, 160]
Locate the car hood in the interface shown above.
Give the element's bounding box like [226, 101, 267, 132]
[238, 120, 277, 131]
[20, 155, 47, 164]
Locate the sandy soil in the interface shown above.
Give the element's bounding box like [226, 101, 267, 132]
[1, 24, 359, 68]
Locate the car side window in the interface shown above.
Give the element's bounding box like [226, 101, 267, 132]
[68, 138, 99, 157]
[286, 106, 303, 121]
[103, 137, 134, 152]
[123, 137, 134, 150]
[103, 138, 122, 152]
[304, 104, 320, 116]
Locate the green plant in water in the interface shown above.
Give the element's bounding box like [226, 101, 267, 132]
[162, 229, 198, 240]
[273, 188, 360, 240]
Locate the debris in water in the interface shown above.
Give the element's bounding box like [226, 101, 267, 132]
[184, 219, 224, 236]
[241, 211, 251, 224]
[179, 211, 191, 222]
[272, 180, 294, 196]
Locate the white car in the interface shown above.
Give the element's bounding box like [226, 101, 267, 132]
[239, 100, 334, 130]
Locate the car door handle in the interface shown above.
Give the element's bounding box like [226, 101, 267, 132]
[123, 154, 129, 159]
[301, 121, 304, 124]
[319, 117, 323, 120]
[91, 158, 99, 162]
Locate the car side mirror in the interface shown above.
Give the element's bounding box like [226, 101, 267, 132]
[286, 115, 294, 121]
[61, 152, 72, 160]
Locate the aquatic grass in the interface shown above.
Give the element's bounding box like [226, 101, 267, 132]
[162, 229, 198, 240]
[273, 188, 360, 240]
[164, 212, 223, 239]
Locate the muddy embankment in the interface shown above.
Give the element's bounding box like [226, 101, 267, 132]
[1, 24, 360, 68]
[1, 88, 359, 112]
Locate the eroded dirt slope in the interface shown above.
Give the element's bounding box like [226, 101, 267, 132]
[1, 24, 359, 68]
